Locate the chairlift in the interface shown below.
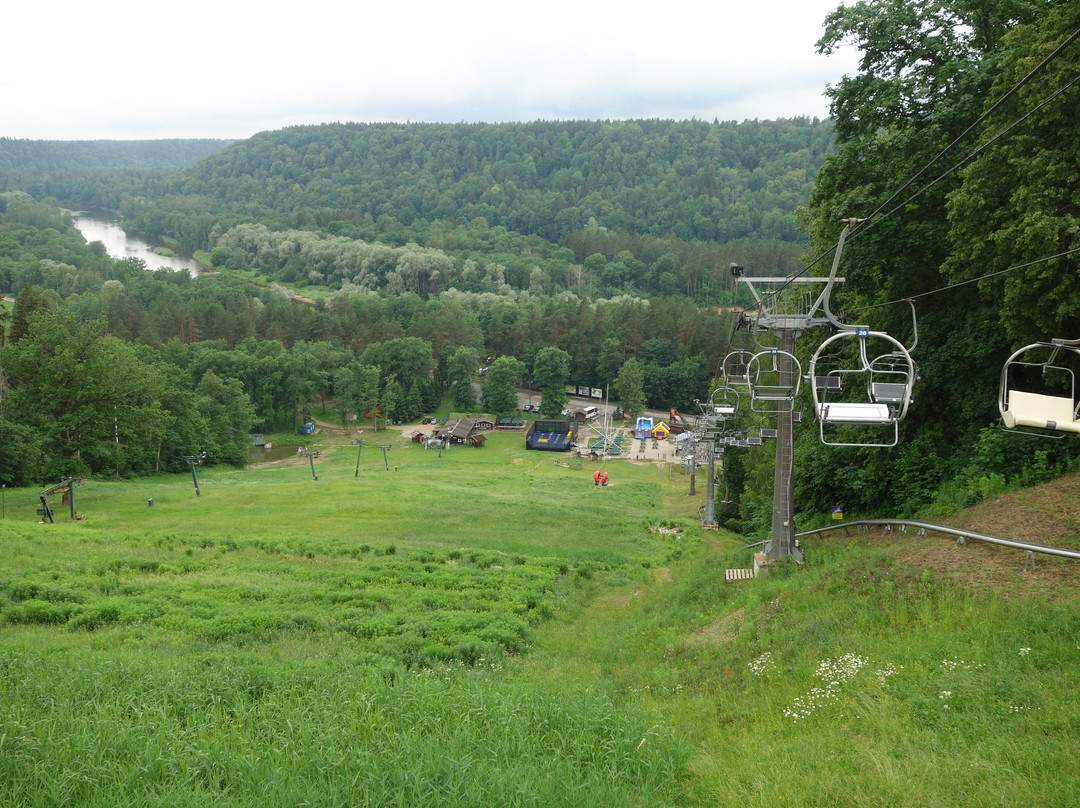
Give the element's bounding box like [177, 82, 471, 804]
[703, 384, 739, 419]
[721, 350, 754, 391]
[999, 338, 1080, 436]
[746, 348, 802, 412]
[809, 328, 916, 448]
[807, 223, 918, 448]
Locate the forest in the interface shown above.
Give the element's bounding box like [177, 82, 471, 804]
[1, 0, 1079, 536]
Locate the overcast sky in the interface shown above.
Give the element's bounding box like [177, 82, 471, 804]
[3, 1, 861, 141]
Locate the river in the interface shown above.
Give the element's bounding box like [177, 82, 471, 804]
[72, 215, 204, 276]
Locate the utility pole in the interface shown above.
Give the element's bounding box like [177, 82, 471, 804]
[353, 432, 364, 477]
[183, 453, 206, 496]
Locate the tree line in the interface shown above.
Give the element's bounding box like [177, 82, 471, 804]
[0, 195, 744, 486]
[4, 1, 1079, 532]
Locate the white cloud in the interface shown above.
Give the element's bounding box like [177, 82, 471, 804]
[3, 0, 859, 140]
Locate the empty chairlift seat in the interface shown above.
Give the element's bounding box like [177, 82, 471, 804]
[870, 382, 910, 405]
[817, 401, 892, 424]
[1002, 390, 1080, 433]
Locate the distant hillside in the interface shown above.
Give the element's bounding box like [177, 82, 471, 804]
[0, 137, 233, 212]
[0, 138, 233, 174]
[147, 118, 832, 246]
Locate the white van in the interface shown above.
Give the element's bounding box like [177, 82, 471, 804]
[583, 406, 599, 421]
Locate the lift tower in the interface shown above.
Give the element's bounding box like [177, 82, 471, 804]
[733, 220, 860, 563]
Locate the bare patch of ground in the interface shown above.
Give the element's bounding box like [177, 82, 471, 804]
[688, 607, 745, 648]
[815, 474, 1080, 600]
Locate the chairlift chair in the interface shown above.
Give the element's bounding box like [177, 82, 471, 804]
[810, 328, 915, 448]
[721, 350, 754, 392]
[999, 339, 1080, 436]
[746, 348, 802, 412]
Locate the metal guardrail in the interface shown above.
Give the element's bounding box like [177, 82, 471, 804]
[796, 518, 1080, 565]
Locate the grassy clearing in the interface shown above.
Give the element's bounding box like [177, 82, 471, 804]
[2, 434, 1079, 805]
[527, 531, 1080, 807]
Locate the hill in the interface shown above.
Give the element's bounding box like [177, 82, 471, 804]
[147, 119, 832, 246]
[1, 430, 1077, 805]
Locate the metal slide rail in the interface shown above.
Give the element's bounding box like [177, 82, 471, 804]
[796, 519, 1080, 563]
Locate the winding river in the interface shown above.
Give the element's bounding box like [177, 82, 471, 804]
[72, 215, 204, 276]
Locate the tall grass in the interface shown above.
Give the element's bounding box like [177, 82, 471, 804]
[528, 531, 1080, 807]
[3, 431, 1079, 805]
[0, 648, 688, 807]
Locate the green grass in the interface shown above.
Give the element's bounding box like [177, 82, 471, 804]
[2, 432, 1079, 805]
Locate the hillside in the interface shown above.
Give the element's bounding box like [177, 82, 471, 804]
[932, 471, 1080, 596]
[147, 119, 832, 246]
[1, 427, 1078, 806]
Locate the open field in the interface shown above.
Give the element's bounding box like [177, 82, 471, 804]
[3, 429, 1080, 806]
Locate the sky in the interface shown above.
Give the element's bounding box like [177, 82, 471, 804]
[3, 0, 862, 141]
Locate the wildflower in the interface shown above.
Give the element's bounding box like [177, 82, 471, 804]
[1019, 647, 1031, 656]
[747, 652, 775, 678]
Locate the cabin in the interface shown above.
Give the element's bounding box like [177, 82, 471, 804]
[431, 417, 493, 446]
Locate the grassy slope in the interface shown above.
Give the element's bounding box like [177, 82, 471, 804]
[2, 428, 1079, 806]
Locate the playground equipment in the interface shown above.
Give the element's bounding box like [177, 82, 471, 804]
[999, 338, 1080, 436]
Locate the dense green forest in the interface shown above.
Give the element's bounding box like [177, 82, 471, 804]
[1, 0, 1078, 536]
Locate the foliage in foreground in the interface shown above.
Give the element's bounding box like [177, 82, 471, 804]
[539, 531, 1080, 807]
[0, 649, 688, 807]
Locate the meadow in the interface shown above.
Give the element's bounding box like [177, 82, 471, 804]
[2, 428, 1079, 806]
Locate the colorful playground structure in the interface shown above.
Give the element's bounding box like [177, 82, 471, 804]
[634, 416, 671, 440]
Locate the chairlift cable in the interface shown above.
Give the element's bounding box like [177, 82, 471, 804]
[849, 26, 1080, 244]
[845, 246, 1080, 315]
[751, 27, 1080, 315]
[853, 69, 1080, 239]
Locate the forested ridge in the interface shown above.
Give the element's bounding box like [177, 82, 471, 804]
[0, 137, 232, 213]
[145, 118, 830, 244]
[2, 0, 1079, 537]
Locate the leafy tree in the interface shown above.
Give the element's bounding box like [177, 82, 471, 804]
[195, 369, 258, 465]
[1, 310, 168, 480]
[447, 346, 480, 412]
[532, 347, 571, 417]
[9, 285, 54, 343]
[594, 337, 625, 387]
[614, 358, 646, 420]
[380, 375, 404, 426]
[482, 355, 525, 417]
[944, 1, 1080, 343]
[359, 337, 435, 408]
